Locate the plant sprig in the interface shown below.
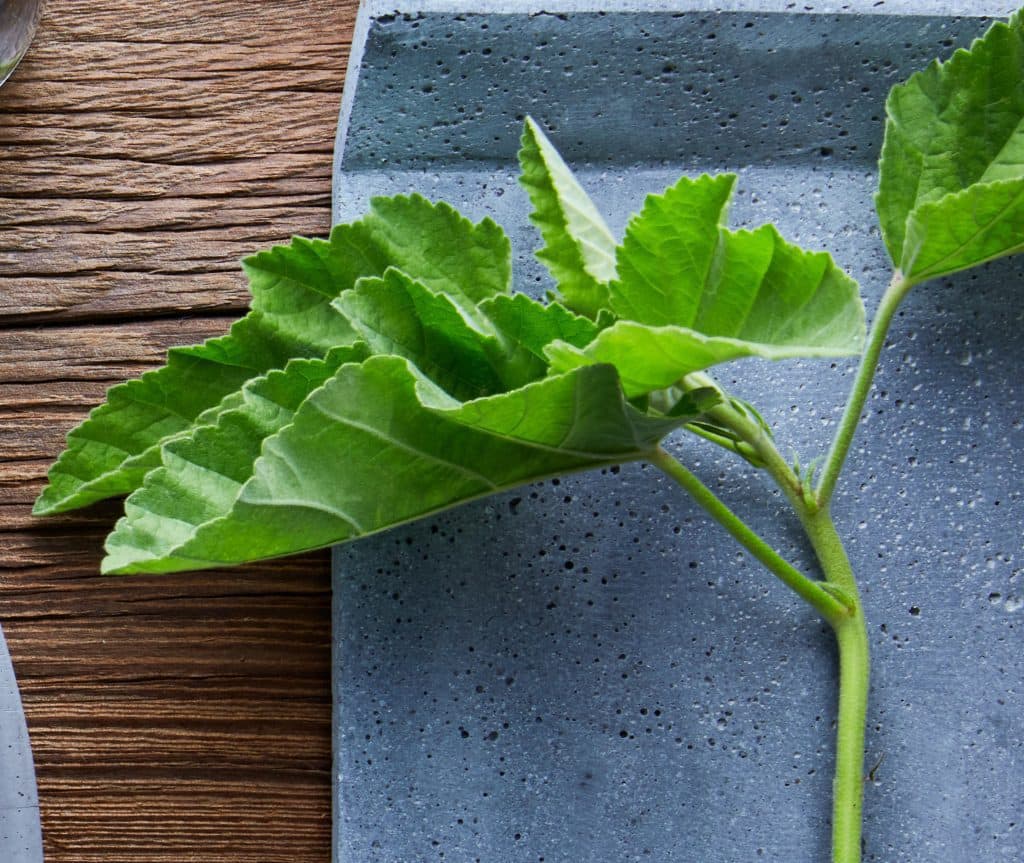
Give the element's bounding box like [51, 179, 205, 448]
[34, 11, 1024, 863]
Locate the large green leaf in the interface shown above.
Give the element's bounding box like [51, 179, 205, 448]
[546, 175, 864, 397]
[102, 347, 364, 574]
[102, 357, 686, 574]
[32, 309, 351, 516]
[876, 12, 1024, 284]
[33, 196, 513, 515]
[518, 117, 617, 318]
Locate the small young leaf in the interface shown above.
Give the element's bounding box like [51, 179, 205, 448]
[518, 117, 617, 318]
[876, 12, 1024, 284]
[610, 173, 741, 325]
[611, 174, 863, 344]
[102, 358, 687, 574]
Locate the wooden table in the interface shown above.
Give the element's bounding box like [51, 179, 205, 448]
[0, 2, 358, 859]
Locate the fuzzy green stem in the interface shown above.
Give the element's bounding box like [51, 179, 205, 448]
[649, 447, 849, 623]
[816, 272, 911, 506]
[704, 401, 805, 506]
[799, 508, 870, 863]
[682, 372, 809, 511]
[682, 422, 765, 467]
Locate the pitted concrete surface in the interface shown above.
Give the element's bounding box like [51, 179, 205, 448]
[332, 4, 1023, 862]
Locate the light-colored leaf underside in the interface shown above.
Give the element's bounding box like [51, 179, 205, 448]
[877, 11, 1024, 284]
[518, 117, 618, 318]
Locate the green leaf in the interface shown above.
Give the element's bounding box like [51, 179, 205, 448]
[243, 225, 384, 348]
[479, 292, 600, 386]
[609, 173, 740, 326]
[33, 195, 513, 515]
[546, 177, 864, 397]
[102, 358, 686, 574]
[877, 12, 1024, 283]
[102, 346, 365, 574]
[32, 310, 347, 516]
[900, 179, 1024, 284]
[518, 117, 617, 318]
[335, 268, 508, 401]
[361, 194, 512, 328]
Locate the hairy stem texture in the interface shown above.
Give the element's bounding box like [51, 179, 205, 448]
[800, 509, 870, 863]
[655, 444, 869, 863]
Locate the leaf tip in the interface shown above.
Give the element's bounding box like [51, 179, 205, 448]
[30, 495, 54, 517]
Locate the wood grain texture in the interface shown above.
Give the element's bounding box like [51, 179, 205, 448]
[0, 1, 357, 859]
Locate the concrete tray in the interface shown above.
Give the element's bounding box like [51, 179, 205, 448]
[0, 624, 43, 861]
[332, 2, 1023, 861]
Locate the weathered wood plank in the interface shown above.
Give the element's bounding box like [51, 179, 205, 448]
[0, 274, 249, 324]
[35, 779, 330, 863]
[43, 0, 349, 45]
[0, 116, 336, 161]
[0, 154, 331, 199]
[0, 319, 232, 382]
[1, 225, 315, 277]
[1, 195, 331, 232]
[0, 0, 359, 860]
[0, 0, 352, 326]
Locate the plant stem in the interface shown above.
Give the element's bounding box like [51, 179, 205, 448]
[649, 447, 849, 624]
[799, 508, 870, 863]
[703, 399, 806, 510]
[816, 272, 911, 506]
[654, 441, 869, 863]
[682, 371, 809, 512]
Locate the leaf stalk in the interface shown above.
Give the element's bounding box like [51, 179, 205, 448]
[649, 447, 850, 624]
[816, 272, 911, 505]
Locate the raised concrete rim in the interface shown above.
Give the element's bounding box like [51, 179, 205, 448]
[333, 0, 1017, 219]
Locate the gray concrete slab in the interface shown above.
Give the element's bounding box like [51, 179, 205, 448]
[0, 625, 43, 861]
[332, 3, 1024, 862]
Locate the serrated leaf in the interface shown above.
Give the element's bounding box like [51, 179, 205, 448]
[102, 346, 364, 574]
[609, 173, 741, 325]
[479, 292, 600, 386]
[243, 223, 384, 348]
[877, 12, 1024, 284]
[335, 268, 508, 401]
[518, 117, 617, 318]
[32, 310, 345, 516]
[34, 195, 513, 515]
[102, 358, 687, 574]
[362, 194, 512, 328]
[547, 179, 864, 397]
[901, 179, 1024, 283]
